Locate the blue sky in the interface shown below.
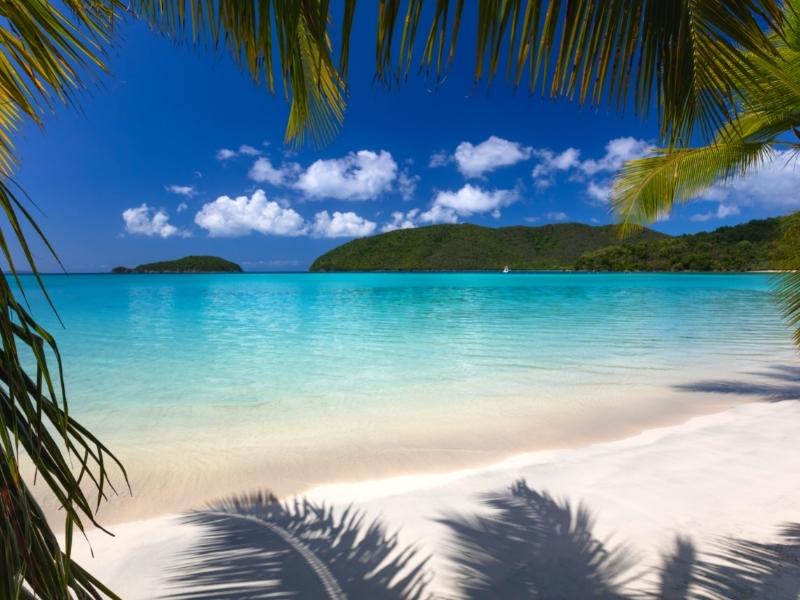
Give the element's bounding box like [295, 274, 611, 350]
[14, 6, 800, 272]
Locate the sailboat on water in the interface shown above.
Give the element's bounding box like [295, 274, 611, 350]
[502, 266, 510, 273]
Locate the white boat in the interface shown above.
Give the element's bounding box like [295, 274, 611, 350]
[503, 266, 510, 273]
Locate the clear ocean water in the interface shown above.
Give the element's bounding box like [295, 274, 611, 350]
[16, 272, 799, 519]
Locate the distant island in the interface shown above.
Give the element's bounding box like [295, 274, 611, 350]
[112, 255, 242, 274]
[310, 215, 797, 272]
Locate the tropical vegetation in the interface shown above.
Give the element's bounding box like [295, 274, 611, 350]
[311, 222, 666, 271]
[611, 0, 800, 339]
[111, 255, 242, 274]
[312, 214, 798, 272]
[0, 0, 789, 597]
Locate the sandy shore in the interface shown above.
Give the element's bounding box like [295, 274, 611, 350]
[69, 396, 800, 598]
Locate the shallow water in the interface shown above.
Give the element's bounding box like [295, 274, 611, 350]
[15, 272, 797, 522]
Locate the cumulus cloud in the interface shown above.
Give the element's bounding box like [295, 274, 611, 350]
[122, 204, 188, 238]
[690, 204, 741, 222]
[176, 201, 188, 213]
[531, 136, 651, 206]
[382, 209, 420, 232]
[453, 136, 532, 178]
[410, 184, 520, 224]
[698, 150, 800, 209]
[579, 137, 651, 176]
[545, 211, 569, 222]
[431, 184, 519, 217]
[238, 144, 261, 156]
[248, 157, 300, 186]
[194, 189, 306, 237]
[429, 150, 451, 168]
[586, 181, 613, 205]
[216, 148, 237, 160]
[398, 169, 420, 201]
[216, 144, 262, 160]
[295, 150, 397, 200]
[532, 148, 581, 179]
[311, 210, 377, 238]
[419, 204, 460, 224]
[165, 184, 197, 197]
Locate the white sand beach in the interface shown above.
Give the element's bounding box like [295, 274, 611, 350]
[68, 395, 800, 598]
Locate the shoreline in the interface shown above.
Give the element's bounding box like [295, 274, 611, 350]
[38, 360, 773, 527]
[68, 397, 800, 598]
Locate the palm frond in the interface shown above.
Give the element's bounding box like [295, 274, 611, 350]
[163, 491, 430, 599]
[0, 182, 128, 599]
[375, 0, 783, 146]
[613, 139, 774, 236]
[129, 1, 346, 147]
[438, 479, 634, 599]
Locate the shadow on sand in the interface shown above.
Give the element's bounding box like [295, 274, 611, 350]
[675, 364, 800, 401]
[160, 481, 800, 599]
[439, 480, 800, 599]
[161, 492, 429, 600]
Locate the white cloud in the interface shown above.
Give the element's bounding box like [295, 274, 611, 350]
[248, 157, 300, 186]
[586, 181, 613, 205]
[238, 144, 261, 156]
[295, 150, 398, 200]
[382, 209, 420, 232]
[532, 147, 581, 179]
[419, 204, 460, 224]
[579, 137, 651, 176]
[429, 150, 451, 168]
[216, 144, 262, 161]
[690, 203, 741, 222]
[453, 136, 532, 178]
[216, 148, 237, 161]
[194, 189, 306, 237]
[429, 184, 519, 219]
[176, 201, 188, 213]
[545, 211, 569, 222]
[530, 136, 651, 206]
[398, 169, 420, 201]
[311, 210, 377, 238]
[165, 184, 197, 197]
[122, 204, 188, 238]
[699, 150, 800, 209]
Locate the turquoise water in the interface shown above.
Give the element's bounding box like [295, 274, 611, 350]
[22, 272, 792, 410]
[16, 272, 799, 519]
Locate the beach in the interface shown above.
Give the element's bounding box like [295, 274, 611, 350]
[69, 394, 800, 597]
[21, 272, 794, 595]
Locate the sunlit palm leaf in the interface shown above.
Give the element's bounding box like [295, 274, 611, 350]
[375, 0, 782, 147]
[129, 1, 346, 147]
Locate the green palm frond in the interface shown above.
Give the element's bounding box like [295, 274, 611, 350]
[375, 0, 782, 147]
[0, 1, 121, 175]
[129, 1, 346, 147]
[613, 139, 774, 235]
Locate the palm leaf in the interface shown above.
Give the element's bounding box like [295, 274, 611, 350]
[374, 0, 783, 147]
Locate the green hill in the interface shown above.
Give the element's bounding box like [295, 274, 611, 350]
[310, 215, 799, 272]
[309, 223, 667, 271]
[575, 216, 797, 271]
[112, 255, 242, 274]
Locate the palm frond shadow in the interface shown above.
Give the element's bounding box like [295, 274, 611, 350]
[438, 480, 800, 600]
[161, 491, 430, 600]
[674, 363, 800, 401]
[437, 480, 636, 599]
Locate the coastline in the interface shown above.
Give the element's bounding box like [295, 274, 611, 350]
[36, 359, 780, 527]
[68, 397, 800, 598]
